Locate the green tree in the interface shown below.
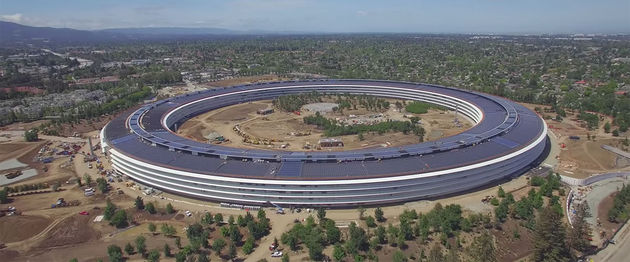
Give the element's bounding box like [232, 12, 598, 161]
[358, 207, 366, 220]
[533, 206, 572, 262]
[197, 253, 209, 262]
[124, 242, 134, 255]
[0, 188, 8, 204]
[148, 223, 156, 234]
[107, 244, 123, 262]
[376, 225, 387, 244]
[604, 122, 611, 133]
[243, 236, 255, 254]
[212, 238, 226, 255]
[333, 243, 346, 262]
[214, 213, 223, 224]
[568, 203, 592, 252]
[135, 196, 144, 210]
[365, 216, 377, 227]
[163, 243, 172, 257]
[24, 128, 38, 142]
[69, 259, 78, 262]
[165, 203, 175, 214]
[375, 207, 385, 222]
[96, 177, 108, 193]
[103, 199, 116, 220]
[317, 207, 327, 221]
[110, 210, 128, 228]
[282, 253, 290, 262]
[469, 231, 496, 262]
[145, 202, 156, 214]
[83, 174, 92, 186]
[497, 186, 505, 198]
[147, 249, 160, 262]
[135, 235, 147, 256]
[161, 223, 176, 237]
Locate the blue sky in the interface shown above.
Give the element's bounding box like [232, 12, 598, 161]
[0, 0, 628, 33]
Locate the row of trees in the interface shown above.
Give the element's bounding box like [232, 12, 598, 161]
[608, 184, 630, 222]
[304, 112, 425, 139]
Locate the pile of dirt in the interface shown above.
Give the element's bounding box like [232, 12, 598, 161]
[0, 215, 51, 243]
[36, 214, 99, 248]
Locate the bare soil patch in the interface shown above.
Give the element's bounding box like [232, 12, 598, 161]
[36, 213, 100, 248]
[178, 99, 471, 152]
[0, 215, 52, 243]
[492, 219, 535, 262]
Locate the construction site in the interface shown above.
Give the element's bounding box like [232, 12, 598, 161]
[177, 97, 472, 152]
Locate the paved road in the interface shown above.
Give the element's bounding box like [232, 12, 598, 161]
[590, 220, 630, 262]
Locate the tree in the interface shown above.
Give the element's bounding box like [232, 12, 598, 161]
[604, 122, 611, 133]
[243, 236, 255, 254]
[212, 238, 226, 255]
[69, 259, 78, 262]
[317, 207, 327, 221]
[533, 206, 572, 262]
[376, 225, 387, 244]
[214, 213, 224, 224]
[469, 231, 496, 262]
[145, 202, 156, 214]
[497, 186, 505, 198]
[333, 243, 346, 262]
[568, 203, 592, 252]
[0, 188, 8, 204]
[24, 128, 38, 142]
[228, 215, 235, 225]
[375, 207, 385, 222]
[110, 210, 128, 228]
[201, 212, 214, 225]
[135, 235, 147, 256]
[229, 224, 243, 244]
[282, 253, 290, 262]
[165, 203, 175, 214]
[163, 243, 172, 257]
[107, 244, 123, 262]
[135, 196, 145, 210]
[96, 177, 108, 193]
[148, 223, 156, 234]
[147, 249, 160, 262]
[124, 242, 134, 255]
[187, 223, 209, 249]
[84, 174, 92, 186]
[161, 223, 176, 237]
[103, 199, 116, 220]
[365, 216, 377, 227]
[613, 129, 620, 137]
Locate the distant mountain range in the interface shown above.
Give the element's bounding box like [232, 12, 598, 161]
[0, 21, 313, 46]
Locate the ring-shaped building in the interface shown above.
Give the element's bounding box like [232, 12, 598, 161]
[101, 79, 548, 207]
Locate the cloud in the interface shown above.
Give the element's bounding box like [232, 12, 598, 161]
[356, 10, 368, 16]
[0, 13, 24, 23]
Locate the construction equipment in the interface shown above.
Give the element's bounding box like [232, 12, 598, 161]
[267, 201, 285, 214]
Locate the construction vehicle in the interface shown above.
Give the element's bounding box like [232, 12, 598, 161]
[267, 201, 285, 214]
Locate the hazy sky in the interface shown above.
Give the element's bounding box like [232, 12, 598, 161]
[1, 0, 628, 33]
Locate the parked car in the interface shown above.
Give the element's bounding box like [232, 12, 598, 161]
[271, 251, 283, 257]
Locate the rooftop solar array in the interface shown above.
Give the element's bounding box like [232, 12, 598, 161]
[103, 79, 544, 180]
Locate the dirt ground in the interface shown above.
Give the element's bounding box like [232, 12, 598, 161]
[178, 99, 471, 152]
[492, 219, 536, 262]
[0, 141, 44, 163]
[0, 215, 52, 243]
[558, 138, 627, 178]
